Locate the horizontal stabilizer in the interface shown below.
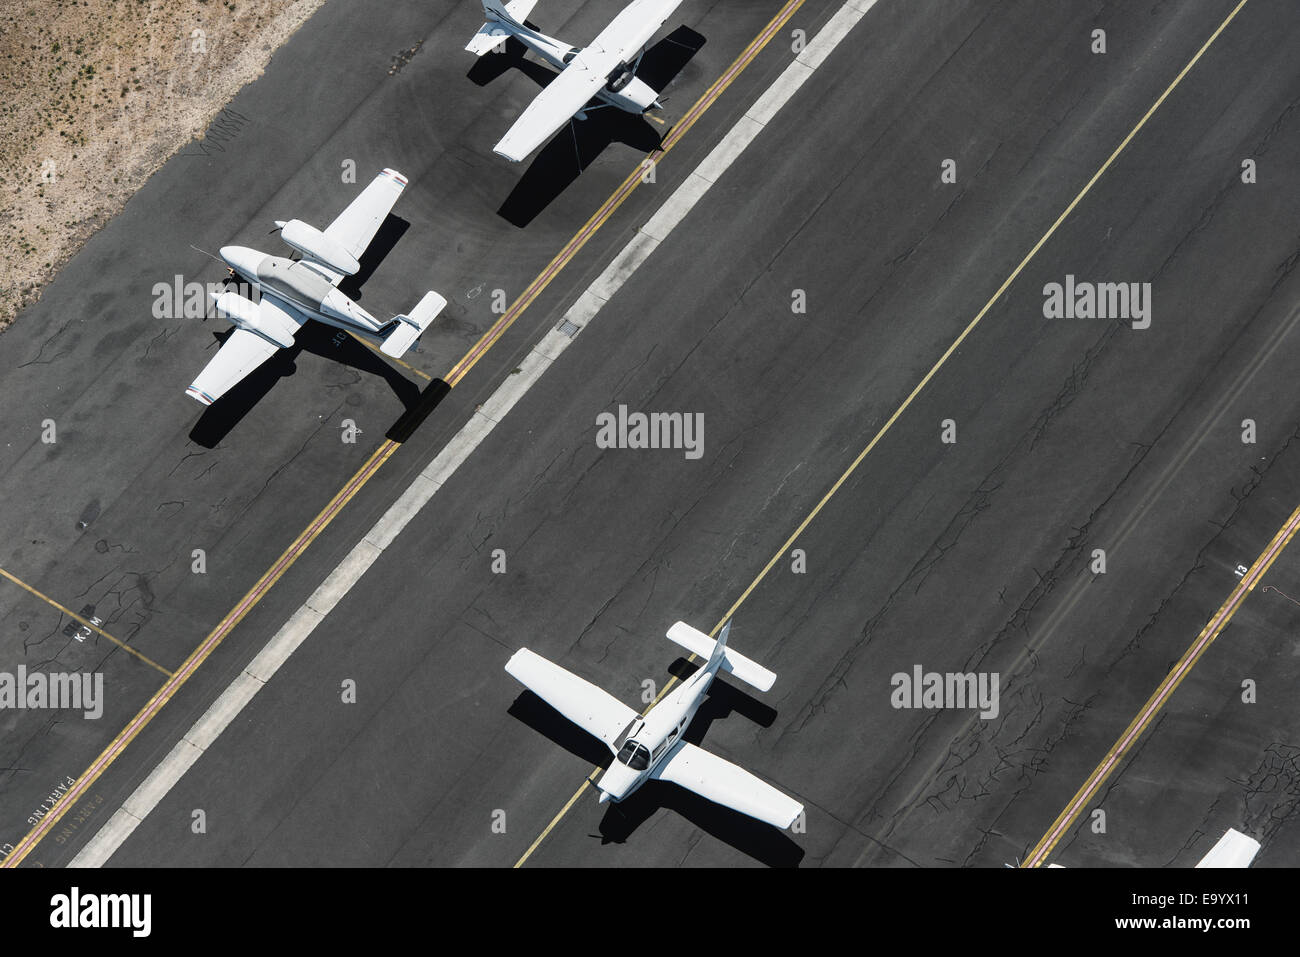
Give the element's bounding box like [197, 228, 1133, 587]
[484, 0, 536, 25]
[505, 0, 537, 22]
[469, 0, 537, 53]
[381, 291, 446, 358]
[466, 22, 512, 56]
[665, 621, 776, 692]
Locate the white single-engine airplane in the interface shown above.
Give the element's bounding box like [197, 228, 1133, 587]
[466, 0, 683, 162]
[186, 168, 445, 406]
[505, 620, 803, 829]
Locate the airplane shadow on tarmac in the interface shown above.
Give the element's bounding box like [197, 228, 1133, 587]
[187, 214, 430, 447]
[507, 657, 805, 867]
[337, 215, 409, 303]
[468, 27, 708, 228]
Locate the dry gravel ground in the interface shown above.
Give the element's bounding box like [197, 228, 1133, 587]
[0, 0, 328, 331]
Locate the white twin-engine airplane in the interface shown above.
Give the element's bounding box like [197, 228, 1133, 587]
[186, 168, 445, 406]
[505, 620, 803, 829]
[466, 0, 683, 162]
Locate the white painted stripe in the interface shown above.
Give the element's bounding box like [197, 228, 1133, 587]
[122, 739, 203, 821]
[84, 808, 144, 860]
[587, 231, 661, 301]
[695, 115, 767, 183]
[641, 172, 712, 241]
[245, 607, 323, 683]
[746, 60, 814, 127]
[365, 474, 441, 550]
[305, 542, 382, 617]
[797, 0, 873, 70]
[69, 0, 876, 868]
[421, 412, 495, 488]
[478, 349, 553, 424]
[184, 671, 264, 751]
[558, 290, 607, 330]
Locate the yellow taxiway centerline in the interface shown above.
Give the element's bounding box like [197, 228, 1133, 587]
[1, 0, 811, 868]
[444, 0, 809, 389]
[513, 0, 1251, 867]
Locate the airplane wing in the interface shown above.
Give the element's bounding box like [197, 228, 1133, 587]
[505, 648, 639, 753]
[494, 58, 611, 161]
[592, 0, 684, 62]
[186, 298, 305, 405]
[492, 0, 683, 162]
[652, 740, 802, 829]
[322, 168, 407, 265]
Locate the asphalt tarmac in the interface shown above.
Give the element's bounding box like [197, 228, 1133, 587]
[0, 0, 833, 863]
[3, 0, 1299, 869]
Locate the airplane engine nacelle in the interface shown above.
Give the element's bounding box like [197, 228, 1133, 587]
[275, 219, 360, 277]
[210, 291, 296, 349]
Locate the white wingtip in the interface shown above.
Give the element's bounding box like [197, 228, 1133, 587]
[493, 143, 526, 163]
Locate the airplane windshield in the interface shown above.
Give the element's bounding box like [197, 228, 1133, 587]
[616, 740, 651, 771]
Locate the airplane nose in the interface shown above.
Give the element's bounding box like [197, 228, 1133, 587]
[598, 791, 610, 804]
[219, 245, 262, 280]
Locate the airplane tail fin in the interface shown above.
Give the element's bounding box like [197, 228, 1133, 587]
[707, 618, 732, 671]
[381, 291, 446, 358]
[485, 0, 536, 25]
[665, 620, 777, 692]
[467, 0, 536, 54]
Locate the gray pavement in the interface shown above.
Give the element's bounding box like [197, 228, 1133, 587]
[0, 0, 829, 863]
[4, 0, 1300, 870]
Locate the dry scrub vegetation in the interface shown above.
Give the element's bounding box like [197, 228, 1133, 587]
[0, 0, 327, 330]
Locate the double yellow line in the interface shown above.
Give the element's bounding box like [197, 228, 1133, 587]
[514, 0, 1252, 866]
[2, 440, 398, 867]
[1024, 502, 1300, 867]
[1, 0, 808, 868]
[444, 0, 809, 389]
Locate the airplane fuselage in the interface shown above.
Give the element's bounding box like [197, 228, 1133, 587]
[220, 245, 392, 341]
[596, 656, 718, 803]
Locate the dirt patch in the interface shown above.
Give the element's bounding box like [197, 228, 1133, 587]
[0, 0, 328, 331]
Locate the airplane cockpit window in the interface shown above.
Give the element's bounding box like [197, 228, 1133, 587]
[616, 740, 651, 771]
[562, 48, 581, 65]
